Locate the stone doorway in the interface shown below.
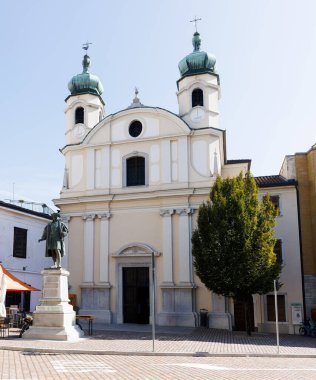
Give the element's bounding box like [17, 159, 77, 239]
[123, 267, 149, 324]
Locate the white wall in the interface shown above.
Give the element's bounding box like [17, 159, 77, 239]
[0, 205, 52, 312]
[257, 186, 303, 333]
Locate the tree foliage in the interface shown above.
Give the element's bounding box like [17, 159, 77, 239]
[192, 172, 281, 316]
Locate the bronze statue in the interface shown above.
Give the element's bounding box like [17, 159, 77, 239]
[38, 213, 68, 268]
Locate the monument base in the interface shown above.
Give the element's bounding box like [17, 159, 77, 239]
[22, 325, 83, 341]
[22, 268, 84, 341]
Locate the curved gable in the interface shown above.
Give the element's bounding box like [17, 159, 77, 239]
[84, 107, 191, 146]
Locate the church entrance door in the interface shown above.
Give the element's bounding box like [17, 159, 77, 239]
[123, 267, 149, 324]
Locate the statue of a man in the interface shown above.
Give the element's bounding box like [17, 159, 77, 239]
[38, 213, 68, 268]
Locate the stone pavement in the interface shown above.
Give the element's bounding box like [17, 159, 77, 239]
[0, 324, 315, 357]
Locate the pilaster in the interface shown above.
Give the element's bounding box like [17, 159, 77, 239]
[161, 140, 171, 183]
[160, 209, 174, 285]
[86, 149, 95, 190]
[98, 213, 111, 284]
[176, 208, 194, 284]
[60, 215, 71, 270]
[82, 214, 96, 283]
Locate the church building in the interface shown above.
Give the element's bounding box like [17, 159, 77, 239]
[54, 32, 303, 333]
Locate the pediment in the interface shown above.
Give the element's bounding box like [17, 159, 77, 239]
[84, 107, 191, 145]
[112, 243, 160, 257]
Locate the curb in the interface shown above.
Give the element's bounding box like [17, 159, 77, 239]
[0, 345, 316, 358]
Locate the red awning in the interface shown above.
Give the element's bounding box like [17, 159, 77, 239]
[0, 264, 40, 292]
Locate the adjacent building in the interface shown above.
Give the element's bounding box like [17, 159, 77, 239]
[281, 145, 316, 321]
[254, 176, 303, 333]
[0, 200, 52, 311]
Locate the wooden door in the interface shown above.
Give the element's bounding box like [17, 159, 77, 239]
[234, 299, 255, 332]
[123, 267, 149, 324]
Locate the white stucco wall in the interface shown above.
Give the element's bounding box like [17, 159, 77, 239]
[0, 204, 52, 312]
[257, 186, 303, 333]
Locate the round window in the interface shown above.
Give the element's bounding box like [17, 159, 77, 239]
[129, 120, 142, 138]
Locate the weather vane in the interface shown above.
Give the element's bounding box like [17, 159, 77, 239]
[190, 16, 202, 33]
[82, 41, 92, 51]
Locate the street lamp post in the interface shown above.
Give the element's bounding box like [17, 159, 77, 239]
[274, 279, 280, 354]
[151, 251, 156, 352]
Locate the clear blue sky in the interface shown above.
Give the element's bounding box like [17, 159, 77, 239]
[1, 0, 316, 208]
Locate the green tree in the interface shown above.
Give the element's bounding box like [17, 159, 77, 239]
[192, 172, 281, 335]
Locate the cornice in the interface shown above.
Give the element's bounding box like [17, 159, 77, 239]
[54, 186, 211, 206]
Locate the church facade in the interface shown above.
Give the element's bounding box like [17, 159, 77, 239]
[54, 33, 303, 333]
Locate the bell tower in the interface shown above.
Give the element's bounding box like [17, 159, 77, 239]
[64, 43, 105, 145]
[177, 24, 220, 130]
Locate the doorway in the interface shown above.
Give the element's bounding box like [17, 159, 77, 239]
[234, 299, 255, 331]
[123, 267, 149, 324]
[5, 291, 30, 312]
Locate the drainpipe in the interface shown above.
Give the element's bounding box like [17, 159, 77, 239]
[188, 188, 197, 325]
[295, 182, 306, 319]
[108, 194, 115, 213]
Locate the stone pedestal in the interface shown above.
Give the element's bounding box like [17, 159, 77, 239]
[208, 293, 232, 330]
[157, 285, 197, 327]
[79, 285, 112, 323]
[23, 268, 83, 341]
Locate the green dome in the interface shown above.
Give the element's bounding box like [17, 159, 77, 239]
[178, 32, 216, 77]
[68, 54, 104, 96]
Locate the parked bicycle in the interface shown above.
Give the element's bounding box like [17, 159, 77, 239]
[19, 316, 33, 338]
[299, 319, 316, 337]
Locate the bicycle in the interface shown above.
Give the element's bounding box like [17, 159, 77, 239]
[19, 316, 33, 338]
[299, 319, 316, 337]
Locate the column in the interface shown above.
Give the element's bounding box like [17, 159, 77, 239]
[98, 213, 111, 284]
[176, 208, 194, 284]
[82, 214, 95, 283]
[160, 209, 174, 285]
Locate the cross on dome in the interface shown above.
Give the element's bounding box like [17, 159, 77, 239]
[82, 41, 92, 52]
[190, 16, 202, 33]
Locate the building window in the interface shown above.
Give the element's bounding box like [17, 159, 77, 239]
[129, 120, 143, 138]
[192, 88, 203, 107]
[270, 195, 280, 213]
[126, 156, 145, 186]
[274, 239, 283, 264]
[267, 294, 286, 322]
[75, 107, 84, 124]
[13, 227, 27, 259]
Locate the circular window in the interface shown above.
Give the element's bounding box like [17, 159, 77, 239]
[129, 120, 143, 138]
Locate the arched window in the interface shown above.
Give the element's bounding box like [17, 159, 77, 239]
[192, 88, 203, 107]
[126, 156, 145, 186]
[75, 107, 84, 124]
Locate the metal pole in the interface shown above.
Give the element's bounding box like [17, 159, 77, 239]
[274, 280, 280, 354]
[151, 251, 156, 352]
